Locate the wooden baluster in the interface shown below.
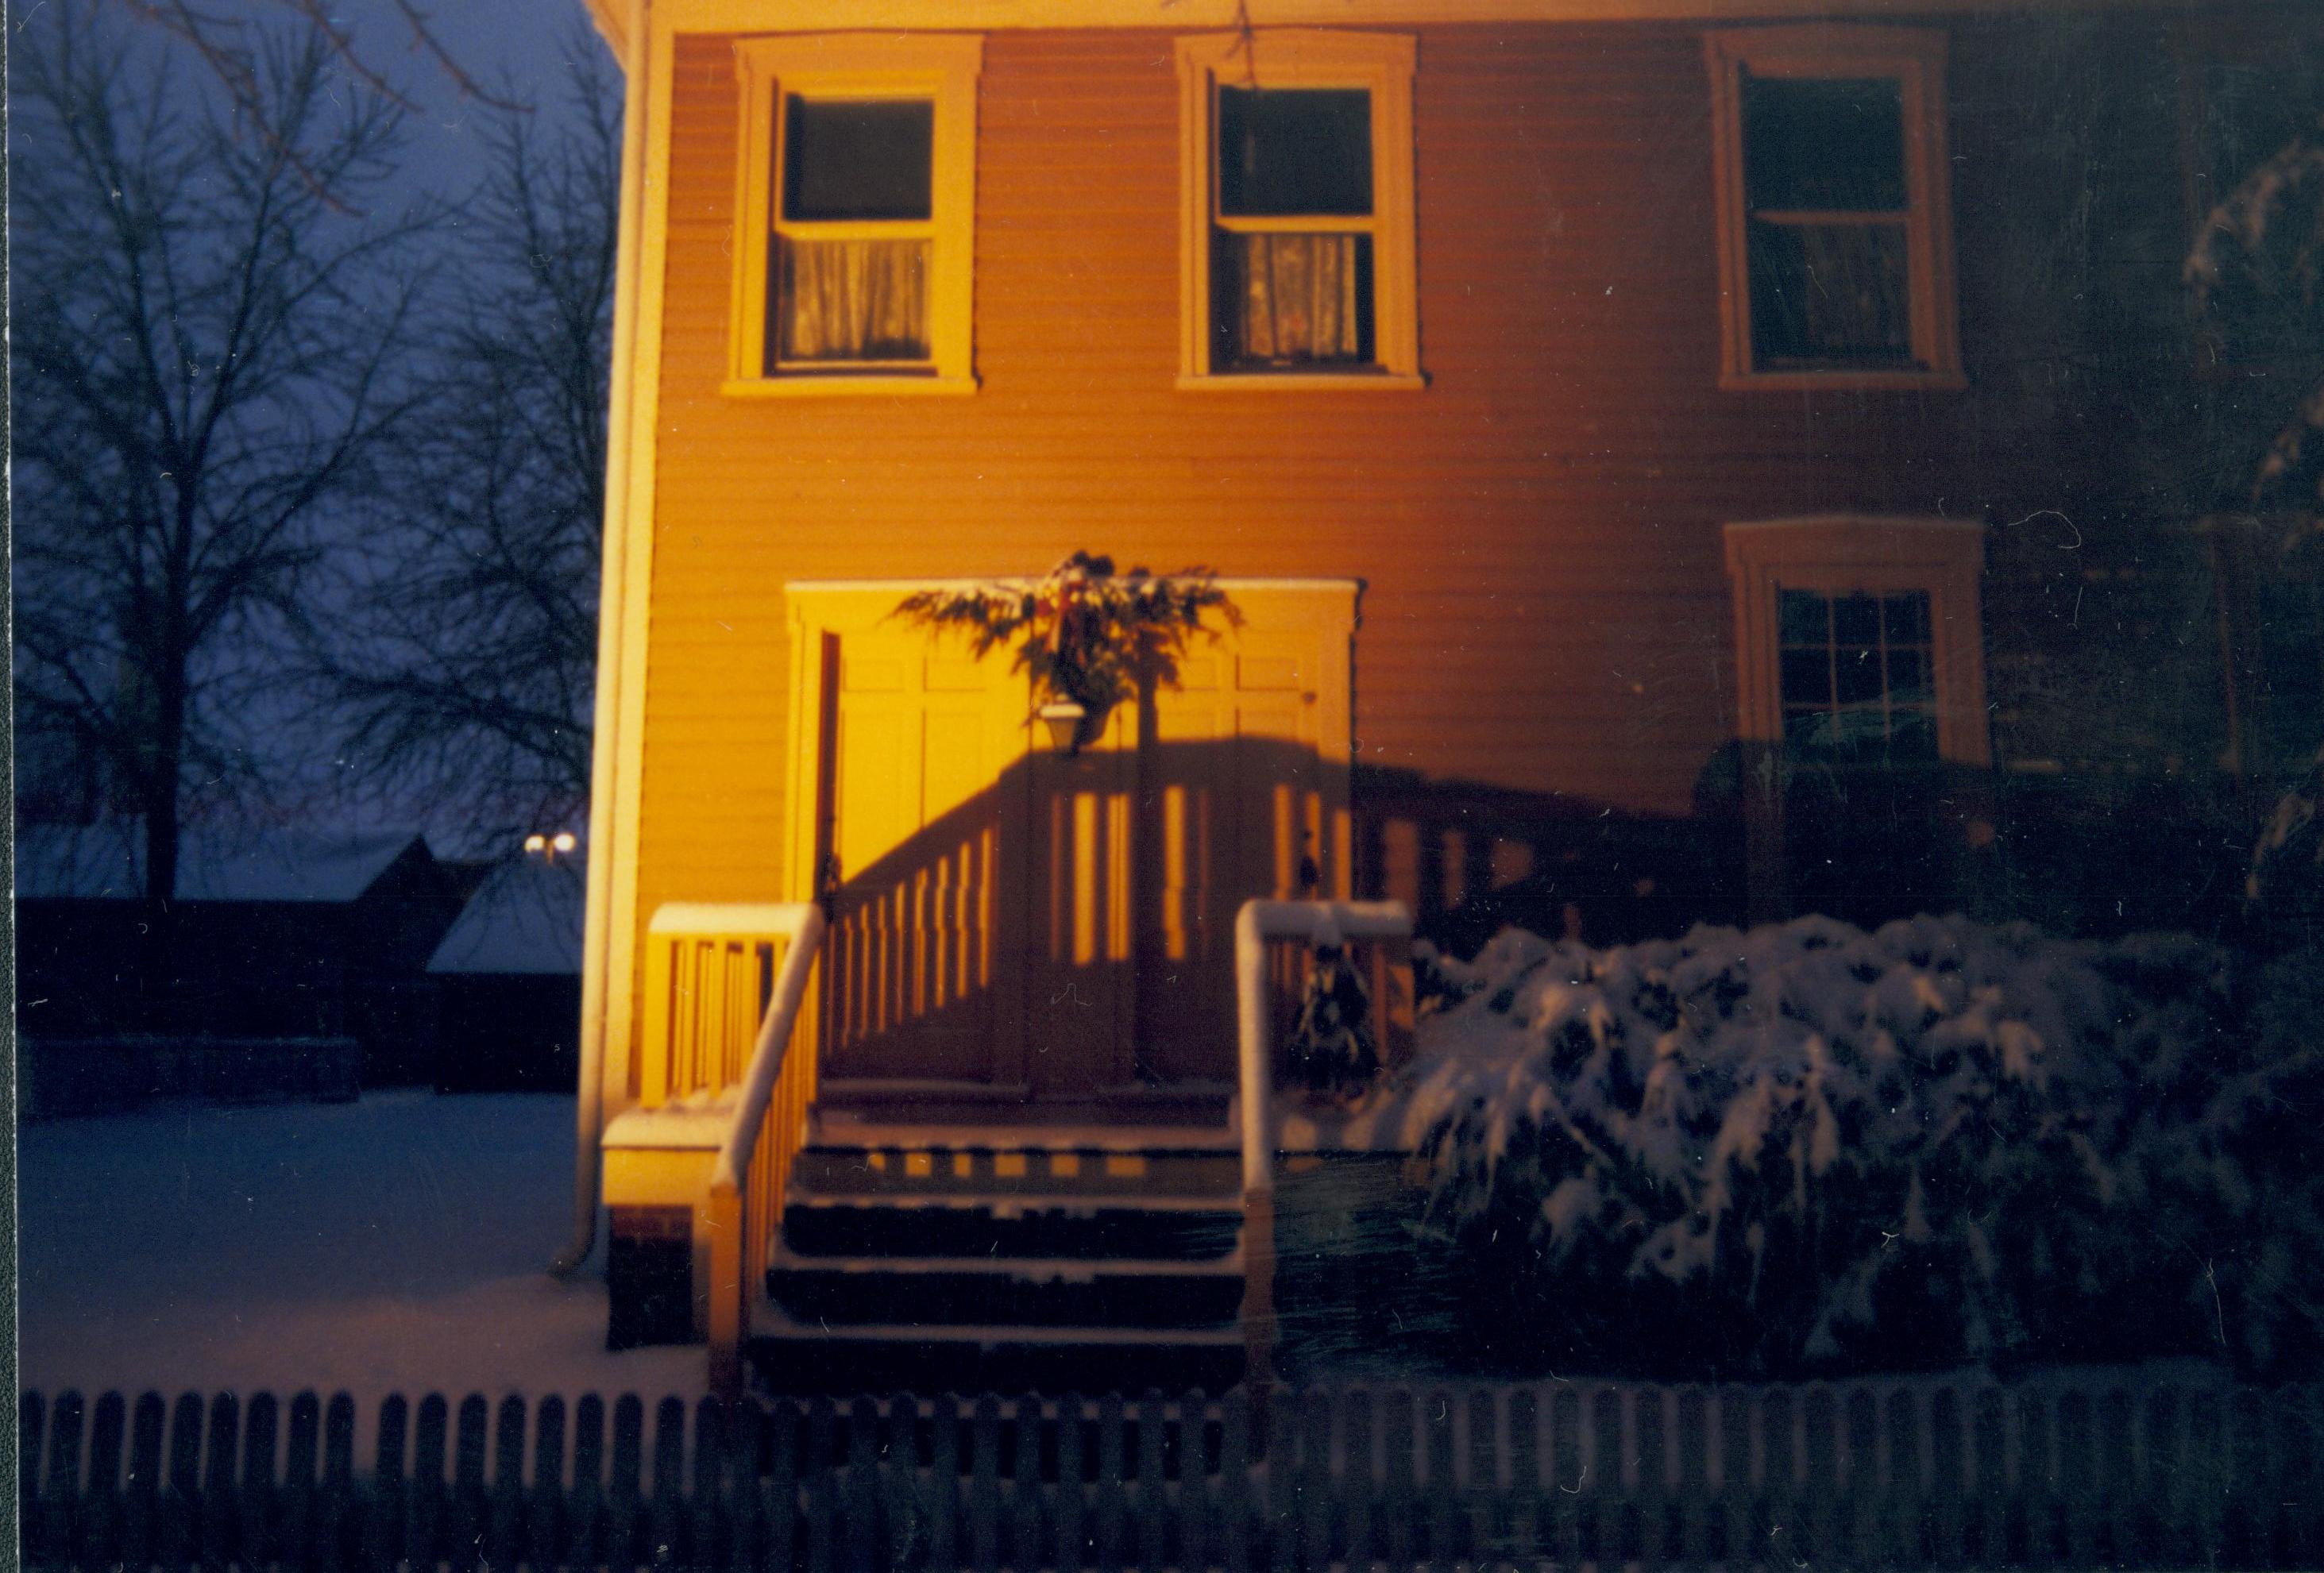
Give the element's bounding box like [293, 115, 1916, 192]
[1634, 1385, 1670, 1569]
[1013, 1398, 1050, 1573]
[1341, 1388, 1378, 1569]
[1674, 1386, 1711, 1568]
[2022, 1389, 2060, 1567]
[1928, 1386, 1966, 1570]
[1264, 1384, 1301, 1573]
[847, 1395, 884, 1573]
[44, 1390, 85, 1573]
[489, 1396, 528, 1572]
[1589, 1387, 1623, 1567]
[690, 1398, 730, 1573]
[369, 1394, 411, 1561]
[801, 1396, 836, 1573]
[276, 1392, 321, 1573]
[2189, 1387, 2228, 1566]
[924, 1397, 959, 1573]
[1886, 1387, 1928, 1571]
[2098, 1388, 2135, 1568]
[1140, 1390, 1171, 1573]
[1219, 1388, 1254, 1573]
[199, 1391, 238, 1573]
[2229, 1387, 2271, 1570]
[530, 1397, 568, 1573]
[1055, 1396, 1087, 1573]
[319, 1396, 356, 1573]
[1847, 1386, 1882, 1566]
[571, 1395, 608, 1571]
[1093, 1394, 1126, 1573]
[1759, 1388, 1797, 1573]
[1545, 1386, 1580, 1567]
[446, 1394, 488, 1572]
[1716, 1385, 1752, 1571]
[609, 1394, 648, 1573]
[884, 1398, 925, 1573]
[968, 1394, 1002, 1573]
[162, 1393, 205, 1573]
[1301, 1387, 1335, 1573]
[764, 1399, 801, 1573]
[2059, 1387, 2097, 1568]
[1419, 1388, 1456, 1568]
[416, 1395, 457, 1572]
[122, 1394, 167, 1573]
[1971, 1386, 2007, 1569]
[236, 1393, 276, 1573]
[87, 1390, 129, 1571]
[1801, 1386, 1839, 1569]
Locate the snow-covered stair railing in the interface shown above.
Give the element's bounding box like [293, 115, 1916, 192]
[1233, 898, 1413, 1383]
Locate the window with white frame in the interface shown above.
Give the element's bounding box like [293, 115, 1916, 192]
[727, 36, 980, 395]
[1176, 32, 1420, 388]
[1704, 28, 1962, 389]
[1724, 517, 1989, 767]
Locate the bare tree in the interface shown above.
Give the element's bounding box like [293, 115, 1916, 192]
[323, 39, 619, 846]
[10, 2, 432, 907]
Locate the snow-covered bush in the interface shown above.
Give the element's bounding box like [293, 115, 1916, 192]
[1405, 914, 2324, 1379]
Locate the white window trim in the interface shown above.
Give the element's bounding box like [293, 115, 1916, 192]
[725, 33, 982, 397]
[1174, 29, 1423, 391]
[1704, 25, 1963, 392]
[1724, 515, 1990, 765]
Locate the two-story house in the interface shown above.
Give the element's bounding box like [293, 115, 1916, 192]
[558, 0, 2322, 1387]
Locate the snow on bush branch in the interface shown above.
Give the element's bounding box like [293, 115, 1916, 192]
[1404, 914, 2324, 1377]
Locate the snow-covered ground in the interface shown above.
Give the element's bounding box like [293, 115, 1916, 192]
[19, 1091, 704, 1408]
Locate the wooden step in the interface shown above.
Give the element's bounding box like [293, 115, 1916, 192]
[782, 1193, 1241, 1262]
[766, 1246, 1246, 1331]
[791, 1143, 1241, 1199]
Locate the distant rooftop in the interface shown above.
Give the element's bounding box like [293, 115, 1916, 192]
[15, 824, 431, 904]
[427, 853, 585, 977]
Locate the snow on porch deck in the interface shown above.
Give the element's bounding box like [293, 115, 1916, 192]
[19, 1090, 704, 1410]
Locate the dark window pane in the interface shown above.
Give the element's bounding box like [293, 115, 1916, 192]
[1835, 647, 1883, 704]
[1742, 75, 1907, 211]
[1832, 593, 1881, 646]
[1884, 645, 1927, 701]
[1778, 588, 1830, 646]
[1780, 647, 1833, 707]
[782, 98, 932, 222]
[1785, 707, 1835, 755]
[1213, 232, 1374, 368]
[1217, 88, 1372, 217]
[1882, 591, 1932, 645]
[1749, 221, 1912, 367]
[1889, 708, 1939, 763]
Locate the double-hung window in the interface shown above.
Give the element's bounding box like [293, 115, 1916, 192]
[1176, 32, 1421, 388]
[728, 36, 980, 395]
[1724, 517, 1989, 768]
[1704, 28, 1962, 389]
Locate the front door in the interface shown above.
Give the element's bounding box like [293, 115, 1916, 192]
[788, 580, 1357, 1108]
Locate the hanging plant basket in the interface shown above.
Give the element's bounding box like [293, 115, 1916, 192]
[894, 553, 1241, 753]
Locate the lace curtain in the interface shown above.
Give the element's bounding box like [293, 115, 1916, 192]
[777, 237, 930, 363]
[1222, 232, 1364, 364]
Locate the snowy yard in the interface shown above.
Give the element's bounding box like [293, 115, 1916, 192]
[19, 1091, 703, 1407]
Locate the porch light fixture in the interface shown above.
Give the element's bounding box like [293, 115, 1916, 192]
[1037, 699, 1090, 754]
[525, 831, 579, 862]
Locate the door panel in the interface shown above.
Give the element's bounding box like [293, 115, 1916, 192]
[818, 623, 1026, 1086]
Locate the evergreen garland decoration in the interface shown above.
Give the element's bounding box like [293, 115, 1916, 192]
[893, 553, 1239, 723]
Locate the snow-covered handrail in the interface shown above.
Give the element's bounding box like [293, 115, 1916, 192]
[1233, 898, 1412, 1390]
[699, 903, 824, 1391]
[1233, 899, 1414, 1196]
[710, 904, 826, 1198]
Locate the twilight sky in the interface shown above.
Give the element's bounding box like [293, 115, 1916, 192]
[333, 0, 619, 215]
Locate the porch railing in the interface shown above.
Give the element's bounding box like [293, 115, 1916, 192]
[1232, 900, 1415, 1386]
[631, 902, 826, 1391]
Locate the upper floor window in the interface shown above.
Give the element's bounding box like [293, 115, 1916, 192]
[727, 36, 981, 396]
[1176, 32, 1422, 390]
[1704, 28, 1963, 391]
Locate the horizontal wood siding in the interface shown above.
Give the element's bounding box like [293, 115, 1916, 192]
[636, 19, 2226, 937]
